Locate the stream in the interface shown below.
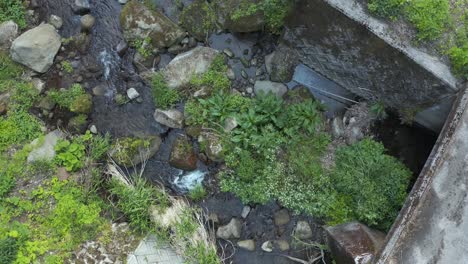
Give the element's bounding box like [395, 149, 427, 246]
[35, 0, 438, 263]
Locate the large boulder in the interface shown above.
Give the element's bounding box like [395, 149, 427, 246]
[120, 1, 185, 49]
[215, 0, 265, 33]
[326, 222, 386, 264]
[10, 24, 61, 73]
[163, 47, 219, 89]
[254, 80, 288, 99]
[0, 21, 18, 49]
[154, 109, 185, 129]
[27, 130, 64, 163]
[169, 135, 197, 171]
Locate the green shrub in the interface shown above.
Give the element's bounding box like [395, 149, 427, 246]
[332, 138, 411, 229]
[132, 37, 153, 58]
[188, 184, 207, 201]
[370, 101, 388, 120]
[0, 0, 26, 29]
[69, 94, 92, 114]
[448, 43, 468, 78]
[0, 111, 42, 153]
[405, 0, 450, 41]
[151, 73, 180, 109]
[368, 0, 405, 19]
[109, 137, 150, 166]
[284, 99, 325, 136]
[89, 133, 111, 161]
[61, 61, 73, 73]
[0, 237, 18, 264]
[49, 84, 91, 113]
[0, 52, 22, 84]
[55, 139, 86, 172]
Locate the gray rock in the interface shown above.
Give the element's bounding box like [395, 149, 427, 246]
[223, 48, 234, 58]
[198, 131, 223, 162]
[331, 117, 345, 139]
[31, 78, 45, 93]
[126, 88, 140, 100]
[294, 221, 313, 240]
[241, 206, 250, 219]
[254, 80, 287, 99]
[226, 68, 236, 80]
[92, 84, 109, 96]
[238, 240, 255, 251]
[37, 97, 56, 111]
[0, 21, 18, 48]
[224, 117, 238, 132]
[118, 0, 127, 4]
[215, 0, 265, 33]
[27, 130, 64, 163]
[49, 15, 63, 29]
[154, 109, 184, 128]
[89, 125, 97, 134]
[241, 70, 248, 79]
[116, 40, 128, 56]
[10, 24, 61, 73]
[216, 218, 242, 239]
[265, 45, 299, 82]
[246, 87, 253, 94]
[120, 1, 185, 49]
[261, 241, 273, 252]
[80, 14, 95, 32]
[275, 240, 290, 251]
[73, 0, 90, 14]
[163, 47, 219, 89]
[274, 209, 290, 226]
[326, 222, 386, 264]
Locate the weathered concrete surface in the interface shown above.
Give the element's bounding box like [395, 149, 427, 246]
[283, 0, 461, 132]
[375, 84, 468, 264]
[127, 234, 184, 264]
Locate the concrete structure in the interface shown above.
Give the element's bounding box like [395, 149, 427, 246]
[283, 0, 461, 132]
[376, 84, 468, 263]
[127, 235, 184, 264]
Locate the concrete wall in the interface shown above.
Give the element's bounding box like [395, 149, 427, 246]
[282, 0, 461, 131]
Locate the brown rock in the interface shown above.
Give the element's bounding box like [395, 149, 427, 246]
[169, 135, 197, 171]
[326, 222, 386, 264]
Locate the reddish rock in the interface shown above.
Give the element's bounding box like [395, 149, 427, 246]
[169, 135, 197, 171]
[326, 222, 386, 264]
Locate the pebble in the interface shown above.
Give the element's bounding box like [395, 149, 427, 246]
[251, 58, 258, 67]
[118, 0, 127, 4]
[241, 70, 248, 79]
[80, 14, 95, 32]
[226, 68, 235, 80]
[89, 125, 97, 134]
[126, 88, 140, 100]
[241, 206, 251, 219]
[261, 241, 273, 252]
[223, 48, 234, 58]
[246, 87, 253, 94]
[238, 240, 255, 251]
[49, 15, 63, 29]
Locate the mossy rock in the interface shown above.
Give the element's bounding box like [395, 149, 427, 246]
[110, 136, 162, 166]
[180, 0, 217, 40]
[214, 0, 265, 33]
[169, 135, 197, 171]
[283, 85, 315, 105]
[120, 1, 185, 48]
[68, 114, 88, 133]
[70, 93, 92, 114]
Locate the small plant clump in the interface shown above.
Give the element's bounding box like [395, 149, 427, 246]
[189, 54, 231, 94]
[109, 137, 151, 166]
[151, 73, 180, 109]
[188, 184, 207, 201]
[49, 84, 92, 114]
[0, 0, 27, 28]
[132, 37, 153, 58]
[61, 60, 74, 73]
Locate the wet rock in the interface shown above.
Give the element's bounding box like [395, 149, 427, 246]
[109, 136, 162, 166]
[254, 80, 287, 99]
[185, 126, 202, 138]
[73, 0, 90, 14]
[274, 209, 290, 226]
[223, 48, 234, 58]
[216, 0, 265, 33]
[283, 85, 314, 105]
[198, 131, 223, 162]
[224, 117, 238, 132]
[10, 24, 61, 73]
[265, 45, 299, 82]
[261, 241, 273, 252]
[154, 108, 184, 129]
[27, 130, 64, 163]
[169, 135, 197, 171]
[326, 222, 386, 264]
[133, 52, 154, 73]
[118, 0, 127, 4]
[120, 1, 184, 49]
[226, 68, 235, 80]
[180, 0, 216, 40]
[68, 115, 88, 133]
[238, 240, 255, 251]
[80, 14, 95, 32]
[92, 84, 108, 96]
[116, 40, 128, 56]
[294, 221, 313, 240]
[0, 21, 18, 49]
[126, 88, 140, 100]
[163, 47, 219, 89]
[275, 240, 290, 251]
[241, 69, 248, 79]
[241, 206, 251, 219]
[49, 15, 63, 29]
[216, 218, 242, 239]
[168, 44, 187, 55]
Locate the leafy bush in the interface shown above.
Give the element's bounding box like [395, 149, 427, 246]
[151, 73, 180, 109]
[0, 111, 42, 153]
[132, 37, 153, 58]
[109, 137, 150, 166]
[61, 61, 73, 73]
[0, 0, 26, 28]
[332, 139, 411, 229]
[189, 54, 231, 94]
[0, 52, 22, 84]
[0, 237, 18, 264]
[55, 139, 86, 172]
[448, 43, 468, 78]
[368, 0, 405, 19]
[405, 0, 450, 41]
[370, 101, 388, 120]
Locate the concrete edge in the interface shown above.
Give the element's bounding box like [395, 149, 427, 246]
[374, 83, 468, 263]
[323, 0, 460, 91]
